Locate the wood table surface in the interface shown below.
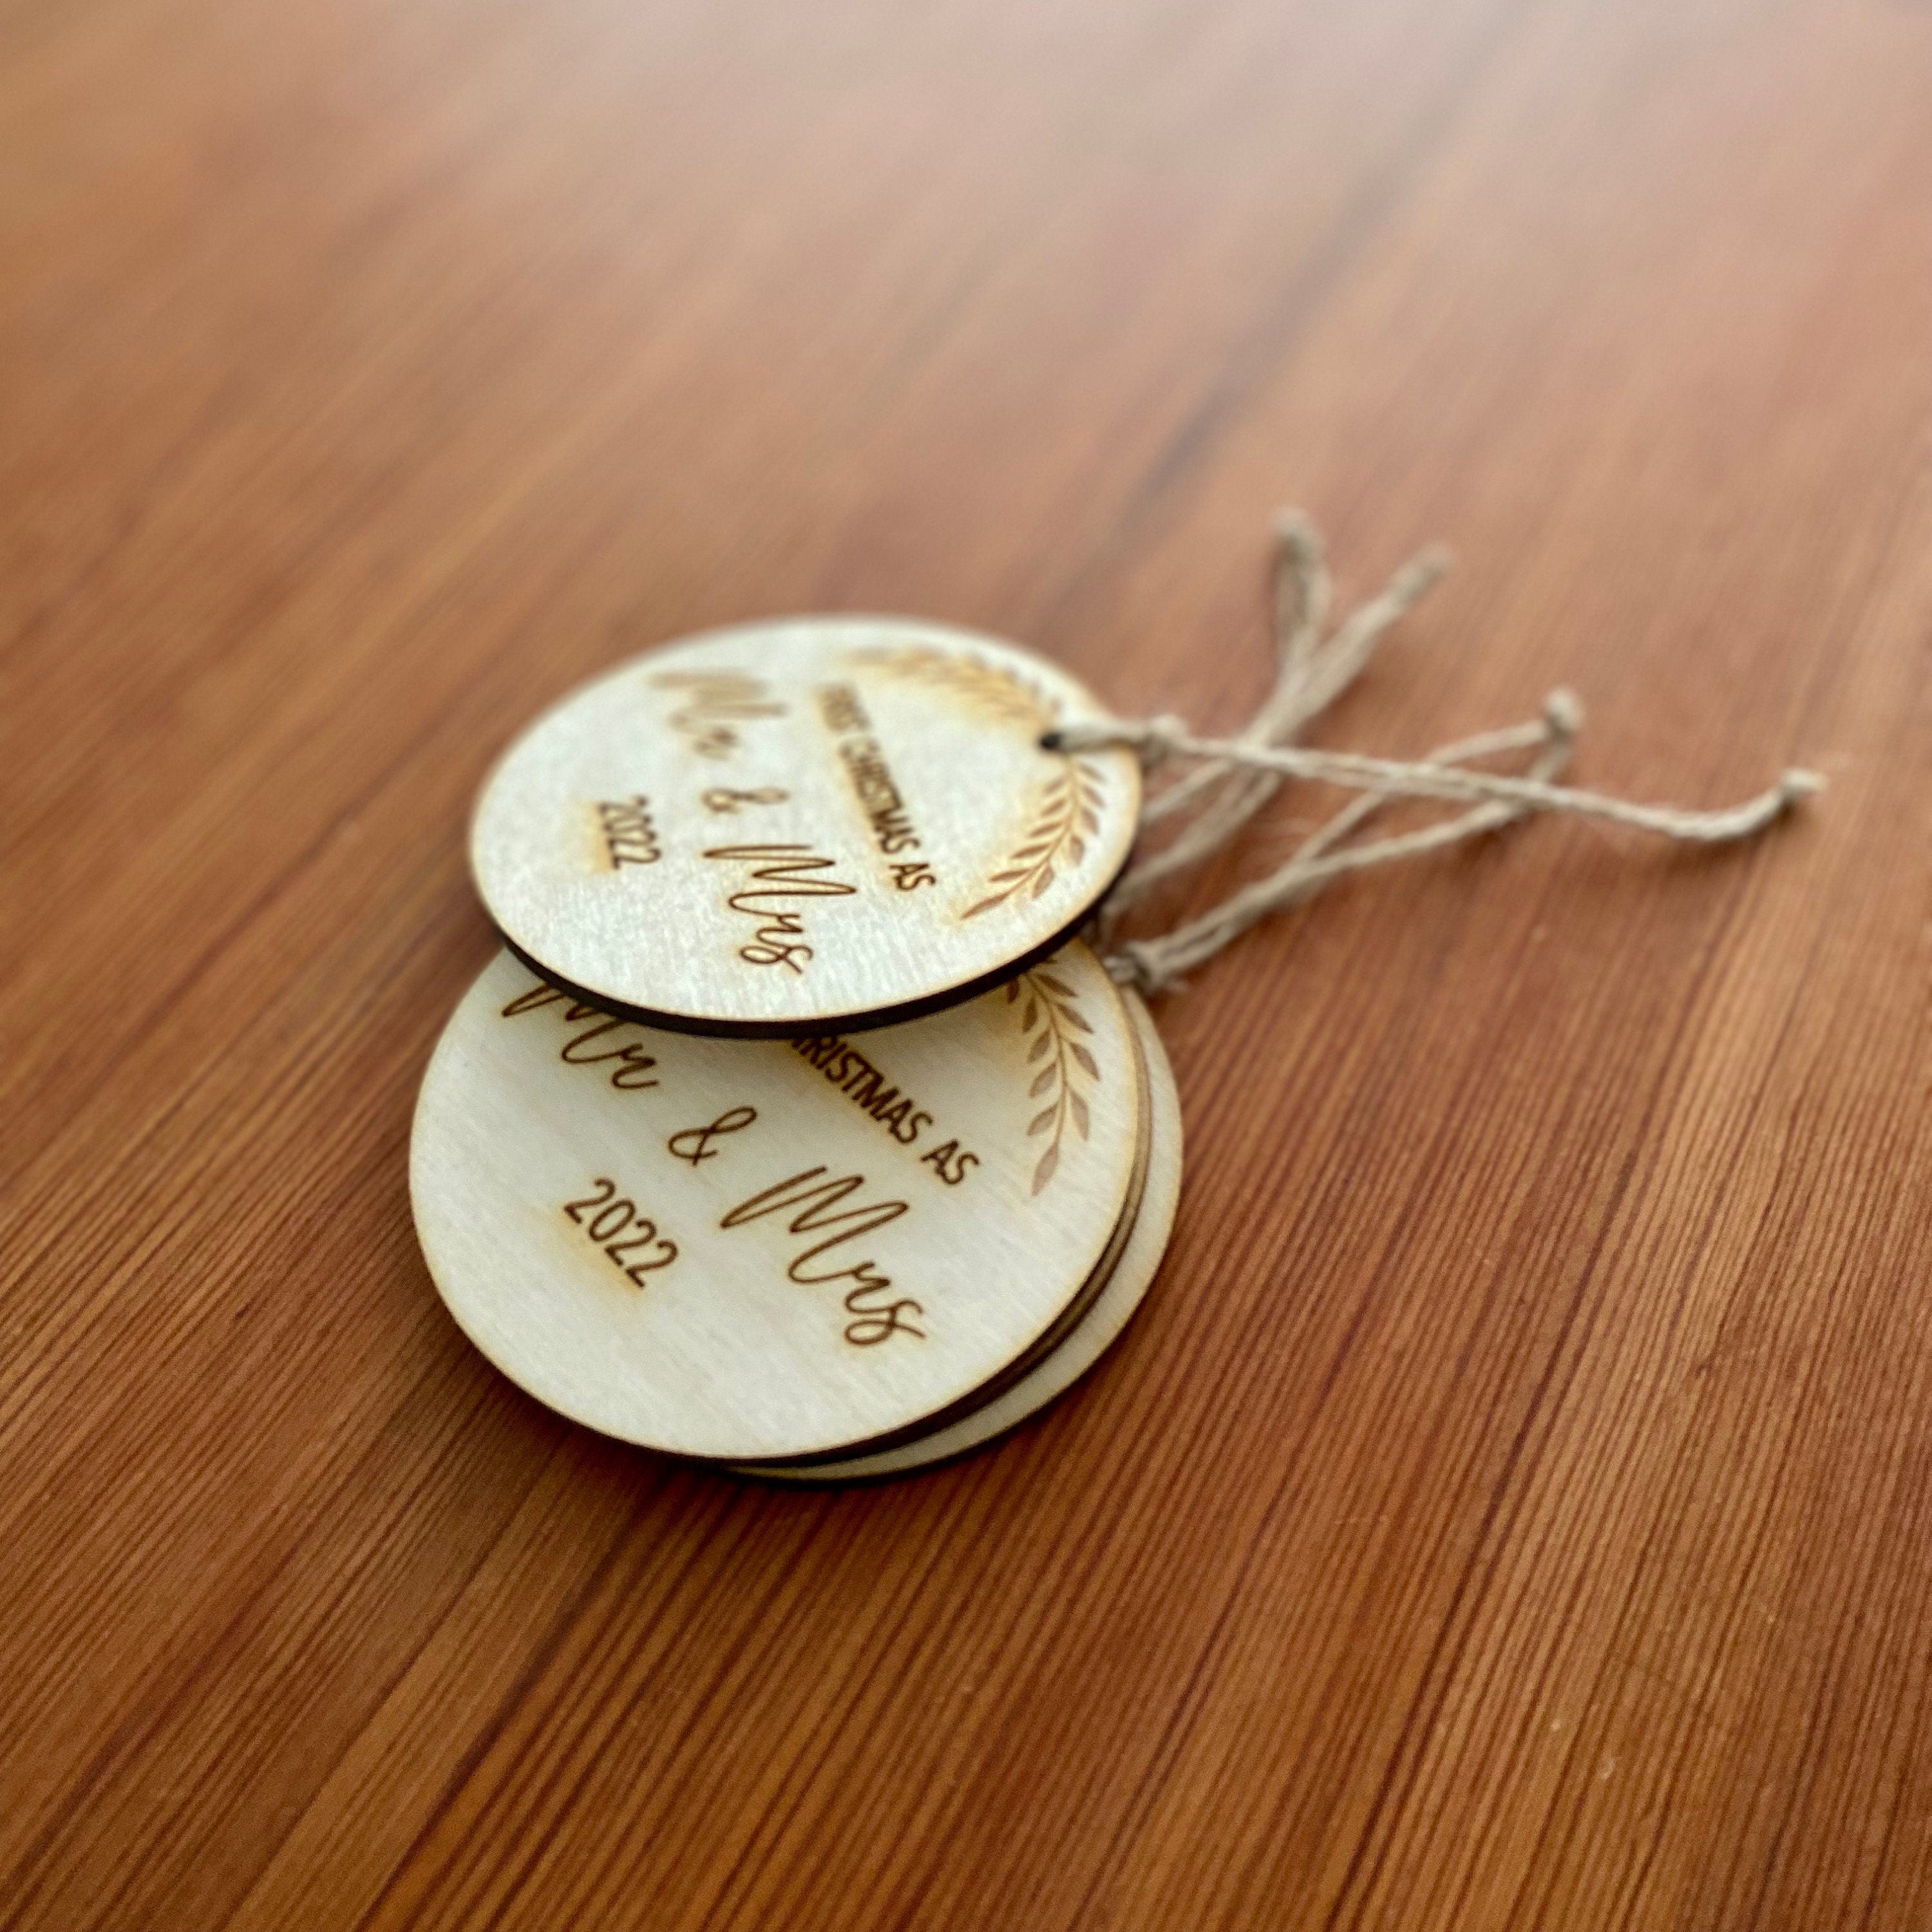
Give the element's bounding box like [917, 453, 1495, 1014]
[6, 0, 1930, 1925]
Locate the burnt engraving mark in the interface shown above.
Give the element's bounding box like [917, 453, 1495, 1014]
[703, 844, 857, 973]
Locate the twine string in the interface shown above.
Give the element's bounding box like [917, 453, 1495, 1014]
[1056, 515, 1820, 995]
[1112, 514, 1446, 909]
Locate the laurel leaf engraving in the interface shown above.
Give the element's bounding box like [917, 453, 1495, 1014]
[1010, 959, 1101, 1198]
[845, 645, 1056, 730]
[952, 743, 1106, 915]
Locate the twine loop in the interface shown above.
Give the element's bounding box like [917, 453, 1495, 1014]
[1070, 513, 1819, 996]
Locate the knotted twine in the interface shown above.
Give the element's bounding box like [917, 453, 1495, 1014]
[1050, 513, 1821, 996]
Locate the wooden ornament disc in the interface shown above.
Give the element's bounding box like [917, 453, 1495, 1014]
[469, 620, 1142, 1036]
[410, 940, 1146, 1462]
[734, 987, 1182, 1482]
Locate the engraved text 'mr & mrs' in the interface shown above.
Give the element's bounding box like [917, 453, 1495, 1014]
[703, 844, 856, 973]
[721, 1166, 924, 1346]
[650, 670, 784, 761]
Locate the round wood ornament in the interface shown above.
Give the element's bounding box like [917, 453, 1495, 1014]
[411, 940, 1147, 1463]
[734, 988, 1182, 1481]
[469, 620, 1142, 1036]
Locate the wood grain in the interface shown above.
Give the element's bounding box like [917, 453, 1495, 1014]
[3, 0, 1929, 1926]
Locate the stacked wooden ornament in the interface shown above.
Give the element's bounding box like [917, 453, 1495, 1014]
[412, 620, 1182, 1478]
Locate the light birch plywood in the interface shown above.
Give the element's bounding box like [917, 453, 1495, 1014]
[408, 941, 1145, 1461]
[469, 620, 1142, 1035]
[736, 985, 1182, 1481]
